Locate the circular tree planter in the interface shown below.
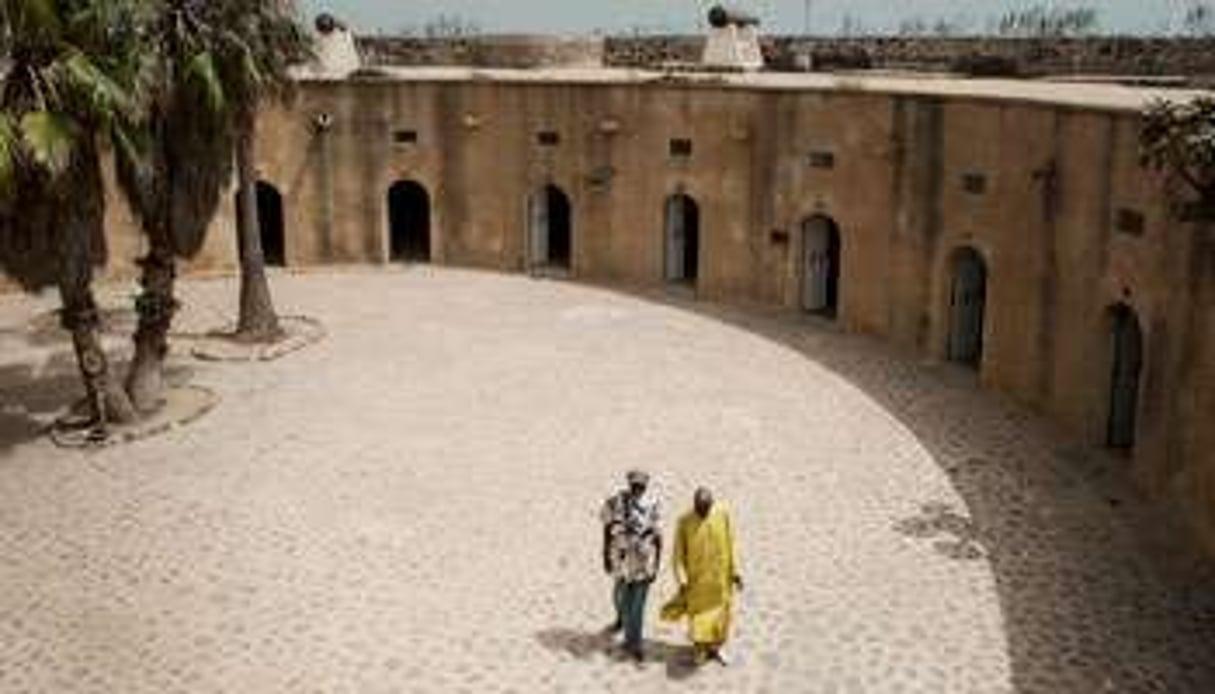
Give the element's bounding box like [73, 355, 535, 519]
[49, 385, 218, 449]
[188, 315, 326, 363]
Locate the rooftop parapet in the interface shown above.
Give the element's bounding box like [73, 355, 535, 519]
[702, 4, 764, 71]
[295, 12, 362, 79]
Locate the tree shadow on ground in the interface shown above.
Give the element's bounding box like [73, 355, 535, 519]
[611, 288, 1215, 693]
[893, 500, 988, 562]
[0, 355, 88, 458]
[0, 350, 195, 459]
[535, 627, 701, 681]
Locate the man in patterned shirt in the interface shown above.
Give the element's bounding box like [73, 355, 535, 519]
[601, 469, 662, 662]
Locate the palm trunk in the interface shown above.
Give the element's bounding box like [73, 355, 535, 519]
[234, 118, 282, 342]
[58, 278, 137, 435]
[125, 231, 178, 413]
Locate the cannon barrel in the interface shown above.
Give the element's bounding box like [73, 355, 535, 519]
[315, 12, 348, 34]
[707, 4, 760, 29]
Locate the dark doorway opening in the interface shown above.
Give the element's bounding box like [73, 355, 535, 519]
[388, 180, 431, 262]
[542, 185, 572, 269]
[528, 185, 572, 270]
[947, 247, 988, 368]
[237, 181, 285, 267]
[665, 194, 700, 285]
[1106, 303, 1143, 451]
[801, 215, 842, 318]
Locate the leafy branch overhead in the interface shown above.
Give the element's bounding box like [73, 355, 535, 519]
[1141, 96, 1215, 218]
[0, 0, 314, 433]
[0, 0, 147, 291]
[110, 0, 310, 262]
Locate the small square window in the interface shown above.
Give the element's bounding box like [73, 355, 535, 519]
[669, 138, 693, 158]
[1116, 208, 1145, 237]
[961, 172, 987, 195]
[808, 150, 835, 169]
[393, 130, 418, 144]
[537, 131, 560, 146]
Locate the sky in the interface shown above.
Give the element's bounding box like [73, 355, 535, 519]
[298, 1, 1209, 36]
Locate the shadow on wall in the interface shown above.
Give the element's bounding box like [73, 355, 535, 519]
[604, 286, 1215, 693]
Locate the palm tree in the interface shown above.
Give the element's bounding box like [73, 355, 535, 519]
[114, 0, 238, 412]
[214, 0, 310, 343]
[115, 0, 309, 410]
[0, 0, 146, 435]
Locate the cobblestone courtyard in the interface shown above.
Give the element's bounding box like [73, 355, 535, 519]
[0, 267, 1212, 693]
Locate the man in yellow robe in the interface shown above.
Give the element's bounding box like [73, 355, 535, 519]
[667, 487, 742, 666]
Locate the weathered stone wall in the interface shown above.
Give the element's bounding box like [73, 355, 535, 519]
[772, 37, 1215, 77]
[240, 77, 1213, 556]
[357, 34, 605, 69]
[360, 34, 1215, 78]
[14, 74, 1215, 559]
[601, 36, 705, 69]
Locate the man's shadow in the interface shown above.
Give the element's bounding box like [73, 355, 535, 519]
[534, 627, 701, 681]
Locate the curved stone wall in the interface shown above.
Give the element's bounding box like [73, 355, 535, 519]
[48, 70, 1215, 556]
[361, 34, 1215, 81]
[359, 35, 606, 69]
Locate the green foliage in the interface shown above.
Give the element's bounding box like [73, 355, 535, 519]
[185, 51, 225, 113]
[209, 0, 313, 122]
[0, 0, 146, 291]
[0, 115, 18, 196]
[1184, 2, 1215, 36]
[422, 13, 480, 39]
[0, 0, 312, 287]
[19, 111, 79, 175]
[997, 4, 1100, 37]
[1141, 97, 1215, 217]
[112, 0, 312, 259]
[897, 16, 970, 37]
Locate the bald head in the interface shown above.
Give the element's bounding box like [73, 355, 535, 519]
[693, 487, 714, 518]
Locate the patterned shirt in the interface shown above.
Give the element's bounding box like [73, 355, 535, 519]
[601, 489, 662, 582]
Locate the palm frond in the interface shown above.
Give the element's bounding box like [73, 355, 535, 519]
[0, 0, 147, 293]
[20, 111, 78, 175]
[111, 117, 153, 198]
[54, 48, 137, 120]
[16, 0, 63, 42]
[0, 113, 20, 199]
[185, 50, 225, 112]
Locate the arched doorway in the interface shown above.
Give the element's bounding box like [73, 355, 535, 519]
[1106, 303, 1144, 450]
[664, 194, 700, 285]
[237, 181, 285, 267]
[801, 215, 841, 317]
[528, 185, 572, 269]
[947, 247, 988, 367]
[388, 180, 431, 262]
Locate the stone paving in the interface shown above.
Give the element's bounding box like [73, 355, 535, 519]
[0, 266, 1212, 694]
